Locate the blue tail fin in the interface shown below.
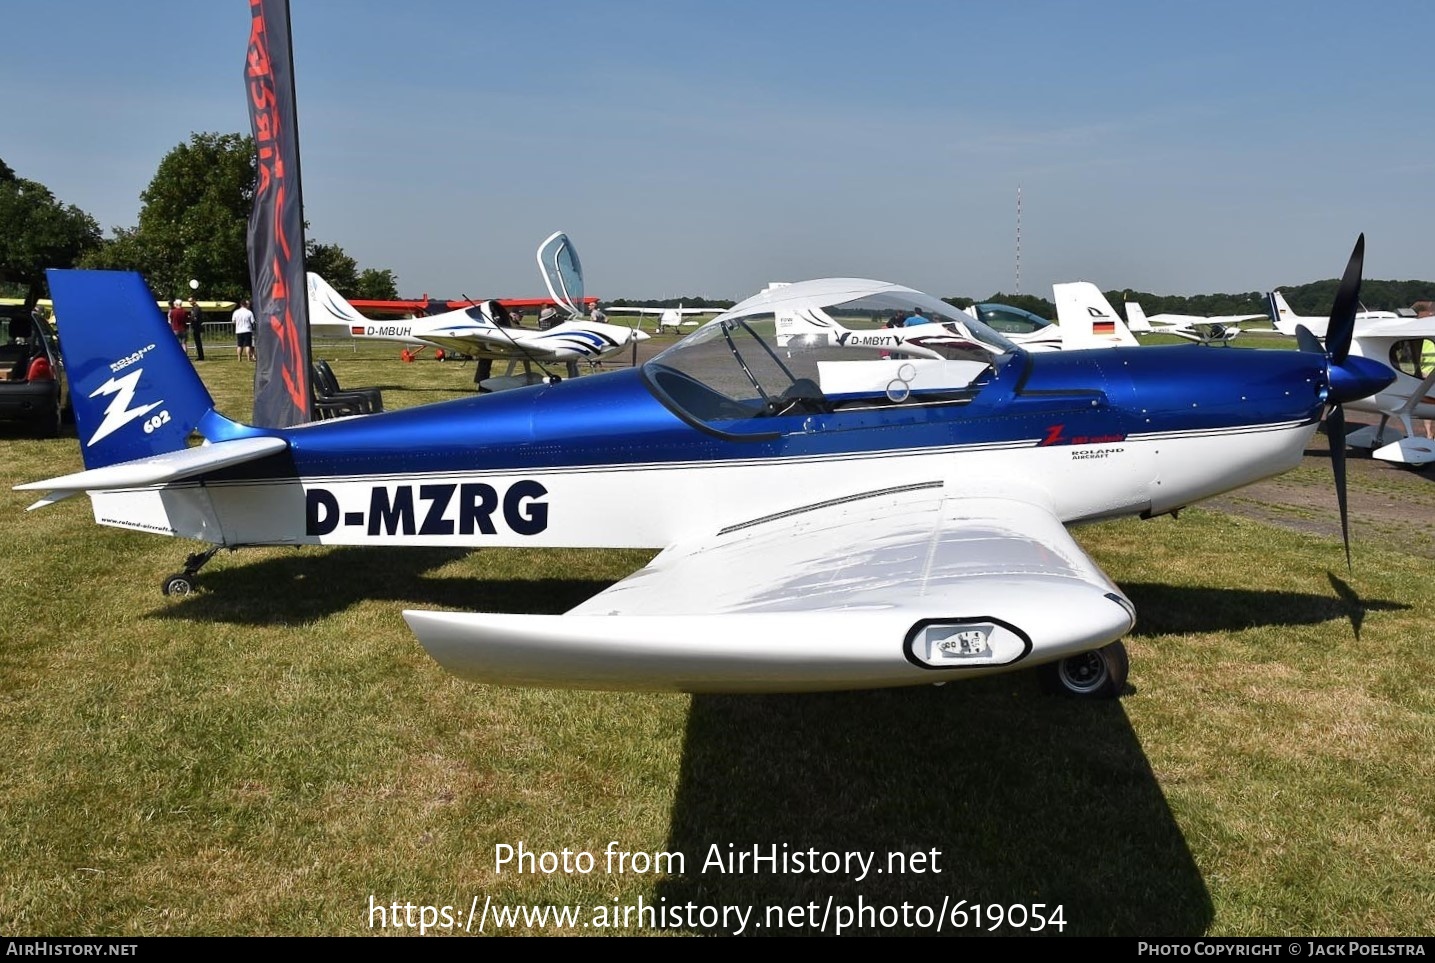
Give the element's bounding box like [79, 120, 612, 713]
[47, 270, 220, 470]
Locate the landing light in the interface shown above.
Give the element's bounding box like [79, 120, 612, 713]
[905, 619, 1029, 669]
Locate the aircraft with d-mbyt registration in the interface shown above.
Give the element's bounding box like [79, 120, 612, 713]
[18, 237, 1393, 699]
[774, 281, 1137, 355]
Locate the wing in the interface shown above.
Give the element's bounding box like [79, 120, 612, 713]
[405, 487, 1135, 693]
[602, 307, 715, 316]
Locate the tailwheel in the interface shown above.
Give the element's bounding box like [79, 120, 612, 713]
[1043, 640, 1129, 699]
[159, 547, 224, 597]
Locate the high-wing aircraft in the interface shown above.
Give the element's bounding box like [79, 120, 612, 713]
[1267, 290, 1398, 338]
[1265, 293, 1435, 465]
[18, 238, 1393, 699]
[1319, 316, 1435, 467]
[1123, 300, 1266, 345]
[601, 303, 722, 334]
[307, 232, 648, 389]
[774, 283, 1136, 356]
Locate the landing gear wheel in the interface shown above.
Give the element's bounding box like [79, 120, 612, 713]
[159, 547, 224, 597]
[1043, 640, 1129, 699]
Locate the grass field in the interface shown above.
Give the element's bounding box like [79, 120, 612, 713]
[1, 343, 1431, 936]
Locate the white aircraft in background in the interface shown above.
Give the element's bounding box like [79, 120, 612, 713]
[1123, 300, 1265, 345]
[1049, 283, 1141, 348]
[601, 303, 722, 334]
[1267, 290, 1398, 338]
[307, 232, 647, 390]
[1265, 291, 1435, 465]
[775, 282, 1137, 356]
[1316, 316, 1435, 467]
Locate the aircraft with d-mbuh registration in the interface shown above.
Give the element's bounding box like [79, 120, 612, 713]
[307, 232, 648, 389]
[17, 237, 1393, 699]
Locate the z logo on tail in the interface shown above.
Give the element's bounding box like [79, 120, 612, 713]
[86, 369, 165, 447]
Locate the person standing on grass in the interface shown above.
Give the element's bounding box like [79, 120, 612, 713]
[168, 299, 190, 353]
[188, 297, 206, 361]
[1423, 338, 1435, 439]
[232, 298, 256, 361]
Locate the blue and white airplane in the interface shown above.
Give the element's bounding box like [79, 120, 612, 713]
[17, 238, 1393, 699]
[308, 232, 649, 389]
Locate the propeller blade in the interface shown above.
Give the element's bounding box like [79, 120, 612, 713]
[1295, 323, 1324, 355]
[1326, 233, 1364, 365]
[1327, 403, 1351, 569]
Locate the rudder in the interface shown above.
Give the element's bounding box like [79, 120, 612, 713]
[307, 272, 370, 330]
[47, 270, 218, 470]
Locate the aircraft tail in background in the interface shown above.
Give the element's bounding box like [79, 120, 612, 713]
[307, 273, 430, 346]
[1124, 300, 1153, 332]
[1052, 283, 1140, 348]
[1267, 290, 1314, 337]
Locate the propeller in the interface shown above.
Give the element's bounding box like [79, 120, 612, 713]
[1293, 234, 1393, 568]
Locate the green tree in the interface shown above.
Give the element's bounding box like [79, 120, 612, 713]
[0, 157, 102, 308]
[80, 132, 402, 304]
[305, 241, 360, 296]
[355, 267, 399, 301]
[81, 132, 255, 301]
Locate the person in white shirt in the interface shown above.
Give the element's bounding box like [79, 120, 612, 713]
[232, 298, 256, 361]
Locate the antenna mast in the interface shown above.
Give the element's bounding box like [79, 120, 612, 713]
[1015, 185, 1022, 296]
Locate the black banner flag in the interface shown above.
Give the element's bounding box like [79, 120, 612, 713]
[245, 0, 312, 427]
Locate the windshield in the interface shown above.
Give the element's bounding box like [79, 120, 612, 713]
[972, 303, 1053, 335]
[643, 285, 1017, 432]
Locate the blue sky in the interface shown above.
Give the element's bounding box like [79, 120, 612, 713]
[7, 1, 1433, 301]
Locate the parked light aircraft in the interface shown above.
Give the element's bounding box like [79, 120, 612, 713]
[601, 304, 720, 334]
[775, 282, 1137, 355]
[1265, 292, 1435, 465]
[1317, 316, 1435, 467]
[17, 238, 1393, 699]
[1123, 300, 1266, 345]
[1267, 290, 1397, 338]
[307, 232, 648, 389]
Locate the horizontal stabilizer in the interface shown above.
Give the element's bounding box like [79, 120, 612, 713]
[16, 436, 288, 506]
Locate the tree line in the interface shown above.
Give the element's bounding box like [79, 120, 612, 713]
[0, 133, 398, 309]
[4, 140, 1433, 317]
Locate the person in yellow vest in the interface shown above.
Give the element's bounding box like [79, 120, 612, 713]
[1422, 339, 1435, 439]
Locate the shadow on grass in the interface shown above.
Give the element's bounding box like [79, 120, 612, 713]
[1119, 582, 1406, 637]
[147, 545, 614, 625]
[657, 679, 1210, 935]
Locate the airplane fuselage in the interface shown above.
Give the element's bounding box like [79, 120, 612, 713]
[89, 346, 1328, 550]
[1346, 334, 1435, 421]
